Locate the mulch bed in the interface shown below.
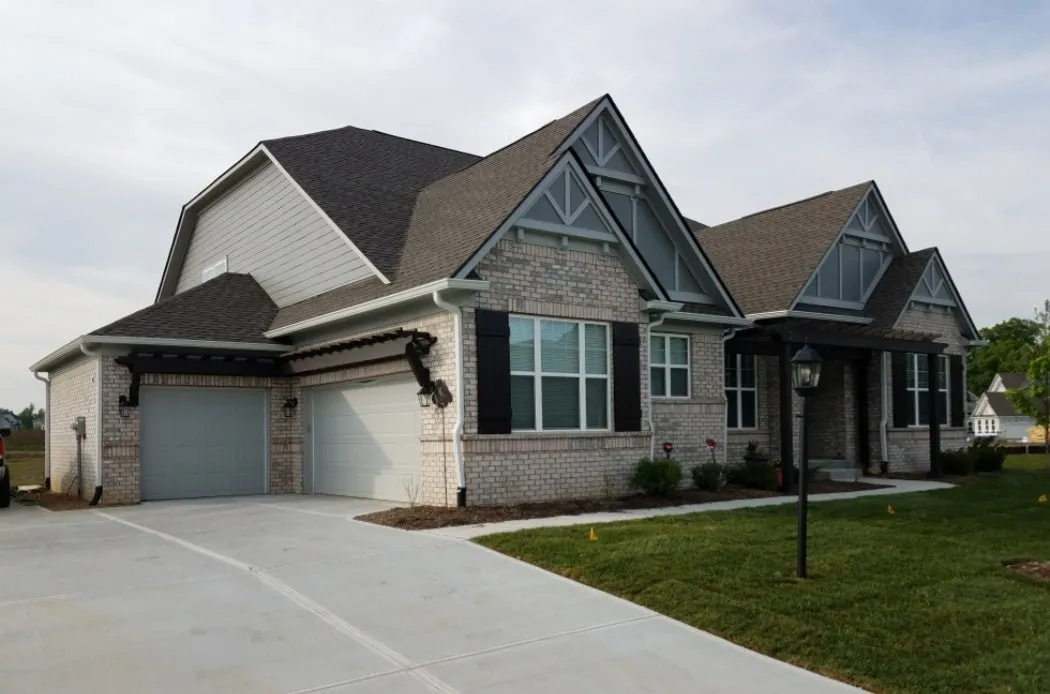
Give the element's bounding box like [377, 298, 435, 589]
[15, 490, 97, 511]
[358, 480, 887, 530]
[1006, 560, 1050, 583]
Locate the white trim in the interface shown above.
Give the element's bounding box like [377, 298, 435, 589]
[453, 153, 668, 301]
[799, 296, 866, 311]
[560, 98, 745, 319]
[259, 144, 389, 285]
[667, 290, 715, 304]
[432, 290, 465, 502]
[665, 311, 753, 327]
[585, 165, 646, 185]
[30, 335, 291, 372]
[265, 278, 489, 338]
[650, 333, 691, 399]
[745, 310, 873, 325]
[509, 315, 611, 432]
[904, 353, 950, 427]
[201, 255, 228, 283]
[515, 219, 618, 243]
[644, 300, 683, 313]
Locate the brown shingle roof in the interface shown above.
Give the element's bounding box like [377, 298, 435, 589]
[864, 248, 936, 331]
[92, 273, 279, 344]
[269, 97, 603, 331]
[692, 182, 871, 315]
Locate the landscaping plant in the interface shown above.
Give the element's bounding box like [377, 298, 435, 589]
[692, 462, 723, 491]
[630, 457, 683, 496]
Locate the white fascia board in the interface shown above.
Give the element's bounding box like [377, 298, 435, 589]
[644, 300, 682, 313]
[560, 98, 745, 319]
[454, 153, 669, 302]
[265, 278, 490, 338]
[746, 310, 873, 325]
[259, 144, 391, 285]
[29, 336, 88, 373]
[665, 312, 753, 327]
[84, 336, 291, 353]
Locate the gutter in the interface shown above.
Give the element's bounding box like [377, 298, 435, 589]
[645, 304, 680, 459]
[746, 310, 873, 325]
[32, 371, 50, 489]
[664, 311, 753, 327]
[266, 279, 490, 339]
[78, 344, 104, 506]
[431, 290, 467, 507]
[879, 351, 890, 465]
[31, 335, 290, 373]
[721, 328, 741, 463]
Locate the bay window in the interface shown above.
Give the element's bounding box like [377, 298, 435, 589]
[509, 316, 609, 431]
[725, 352, 757, 429]
[905, 353, 949, 426]
[650, 334, 690, 397]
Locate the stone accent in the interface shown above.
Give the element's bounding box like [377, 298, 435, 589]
[462, 238, 652, 504]
[48, 355, 99, 497]
[651, 325, 727, 469]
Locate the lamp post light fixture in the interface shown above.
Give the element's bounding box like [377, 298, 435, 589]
[790, 343, 823, 579]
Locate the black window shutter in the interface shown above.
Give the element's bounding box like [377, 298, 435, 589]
[891, 352, 911, 428]
[475, 309, 512, 434]
[950, 355, 965, 427]
[612, 322, 642, 432]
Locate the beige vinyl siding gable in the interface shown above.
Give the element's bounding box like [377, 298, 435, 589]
[175, 161, 373, 306]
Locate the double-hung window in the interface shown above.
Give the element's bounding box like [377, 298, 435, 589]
[905, 354, 949, 426]
[509, 316, 609, 431]
[650, 334, 690, 397]
[725, 352, 757, 429]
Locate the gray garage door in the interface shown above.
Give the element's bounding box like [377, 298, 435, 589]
[140, 387, 268, 501]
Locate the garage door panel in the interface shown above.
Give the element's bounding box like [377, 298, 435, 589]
[141, 388, 267, 501]
[310, 378, 422, 501]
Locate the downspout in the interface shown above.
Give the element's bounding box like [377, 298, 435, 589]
[721, 328, 741, 465]
[879, 351, 890, 465]
[32, 371, 50, 489]
[432, 291, 466, 507]
[79, 344, 104, 506]
[646, 310, 673, 459]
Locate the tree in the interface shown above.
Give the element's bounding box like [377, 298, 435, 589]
[1006, 300, 1050, 468]
[18, 403, 36, 430]
[967, 317, 1041, 394]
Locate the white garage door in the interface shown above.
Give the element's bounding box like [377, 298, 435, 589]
[140, 387, 268, 501]
[309, 377, 423, 501]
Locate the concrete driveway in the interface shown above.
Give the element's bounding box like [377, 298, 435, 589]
[0, 497, 864, 694]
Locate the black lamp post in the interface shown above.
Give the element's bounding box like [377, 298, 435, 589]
[790, 344, 823, 579]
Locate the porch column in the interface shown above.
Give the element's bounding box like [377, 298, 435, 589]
[855, 354, 870, 472]
[927, 352, 942, 477]
[779, 339, 795, 493]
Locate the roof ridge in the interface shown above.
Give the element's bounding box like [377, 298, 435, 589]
[713, 180, 873, 227]
[264, 124, 477, 159]
[366, 129, 479, 158]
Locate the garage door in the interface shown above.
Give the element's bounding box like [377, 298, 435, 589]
[309, 377, 422, 501]
[140, 387, 268, 501]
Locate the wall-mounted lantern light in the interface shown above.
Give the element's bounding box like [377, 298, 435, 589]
[282, 397, 299, 418]
[118, 395, 132, 418]
[416, 386, 433, 408]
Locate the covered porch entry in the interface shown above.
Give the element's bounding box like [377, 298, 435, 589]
[727, 318, 952, 491]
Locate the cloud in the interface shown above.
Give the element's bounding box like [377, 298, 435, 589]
[1, 0, 1047, 407]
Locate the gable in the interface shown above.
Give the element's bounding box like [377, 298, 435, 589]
[521, 167, 610, 234]
[895, 251, 979, 339]
[913, 258, 953, 303]
[174, 159, 374, 307]
[560, 97, 742, 316]
[800, 187, 903, 309]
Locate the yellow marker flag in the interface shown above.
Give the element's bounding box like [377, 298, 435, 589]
[887, 505, 895, 515]
[588, 527, 598, 541]
[1039, 495, 1047, 504]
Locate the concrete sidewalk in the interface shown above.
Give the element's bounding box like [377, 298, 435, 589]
[421, 477, 952, 539]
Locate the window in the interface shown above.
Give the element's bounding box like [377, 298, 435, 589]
[509, 316, 609, 431]
[650, 334, 689, 398]
[905, 354, 949, 426]
[201, 255, 228, 282]
[725, 353, 757, 429]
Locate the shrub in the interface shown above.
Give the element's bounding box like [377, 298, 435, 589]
[725, 458, 777, 490]
[970, 438, 1006, 473]
[631, 457, 683, 496]
[692, 462, 723, 491]
[939, 448, 973, 476]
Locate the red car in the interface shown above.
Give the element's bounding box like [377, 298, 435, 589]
[0, 427, 11, 508]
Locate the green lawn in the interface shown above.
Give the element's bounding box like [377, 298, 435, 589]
[1006, 453, 1050, 471]
[478, 472, 1050, 694]
[5, 451, 45, 487]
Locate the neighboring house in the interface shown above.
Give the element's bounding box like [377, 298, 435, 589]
[0, 412, 20, 430]
[972, 372, 1039, 440]
[30, 94, 981, 507]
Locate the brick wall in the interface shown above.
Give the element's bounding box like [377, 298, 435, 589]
[651, 325, 727, 470]
[805, 359, 858, 461]
[462, 238, 652, 504]
[727, 354, 798, 467]
[48, 355, 99, 497]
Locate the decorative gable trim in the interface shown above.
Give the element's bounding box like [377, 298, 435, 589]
[893, 250, 980, 339]
[559, 96, 745, 319]
[792, 183, 909, 311]
[455, 153, 667, 300]
[155, 143, 389, 302]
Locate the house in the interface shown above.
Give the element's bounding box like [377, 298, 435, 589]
[972, 372, 1040, 440]
[0, 412, 20, 430]
[29, 95, 981, 507]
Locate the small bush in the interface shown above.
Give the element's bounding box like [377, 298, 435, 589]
[970, 438, 1006, 473]
[692, 462, 723, 491]
[631, 457, 683, 496]
[725, 458, 777, 490]
[939, 448, 973, 476]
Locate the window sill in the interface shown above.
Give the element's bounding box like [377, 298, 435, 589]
[465, 430, 648, 440]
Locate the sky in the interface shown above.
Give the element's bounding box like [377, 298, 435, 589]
[1, 0, 1048, 410]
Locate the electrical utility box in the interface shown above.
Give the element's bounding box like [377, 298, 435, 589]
[71, 417, 86, 437]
